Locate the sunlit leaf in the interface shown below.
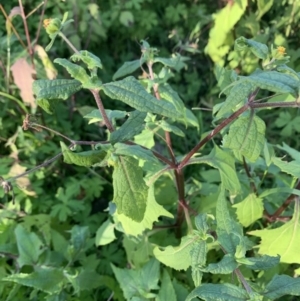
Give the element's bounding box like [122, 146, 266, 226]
[249, 200, 300, 264]
[233, 194, 264, 227]
[112, 156, 148, 222]
[223, 115, 266, 162]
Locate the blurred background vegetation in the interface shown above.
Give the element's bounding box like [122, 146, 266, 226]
[1, 0, 300, 299]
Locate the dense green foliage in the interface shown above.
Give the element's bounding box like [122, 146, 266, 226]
[1, 0, 300, 300]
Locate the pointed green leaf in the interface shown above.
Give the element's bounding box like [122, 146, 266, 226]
[216, 189, 243, 254]
[158, 120, 185, 137]
[201, 254, 238, 274]
[190, 241, 206, 286]
[70, 50, 102, 69]
[113, 156, 148, 222]
[33, 79, 82, 100]
[263, 274, 300, 299]
[153, 235, 196, 271]
[233, 194, 264, 227]
[276, 142, 300, 161]
[276, 65, 300, 80]
[95, 219, 116, 246]
[54, 58, 90, 83]
[84, 109, 127, 124]
[111, 258, 160, 300]
[194, 214, 209, 236]
[157, 270, 177, 301]
[223, 115, 266, 162]
[15, 224, 44, 267]
[110, 111, 147, 144]
[75, 270, 104, 291]
[114, 143, 161, 168]
[69, 225, 90, 253]
[256, 0, 274, 19]
[249, 200, 300, 263]
[244, 71, 300, 95]
[113, 59, 145, 80]
[2, 268, 65, 294]
[36, 98, 59, 114]
[158, 83, 185, 114]
[188, 146, 241, 194]
[241, 254, 280, 270]
[102, 76, 181, 119]
[216, 82, 255, 118]
[153, 54, 189, 71]
[235, 37, 268, 60]
[115, 184, 173, 236]
[186, 283, 249, 301]
[272, 157, 300, 177]
[60, 142, 106, 167]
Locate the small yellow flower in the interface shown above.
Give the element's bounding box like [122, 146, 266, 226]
[43, 19, 52, 28]
[277, 46, 286, 55]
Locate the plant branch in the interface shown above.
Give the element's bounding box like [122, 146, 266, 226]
[268, 180, 300, 221]
[58, 32, 80, 54]
[234, 268, 252, 294]
[179, 104, 249, 168]
[90, 89, 114, 133]
[242, 156, 257, 195]
[18, 0, 34, 65]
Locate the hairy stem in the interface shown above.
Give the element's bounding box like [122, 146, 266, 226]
[90, 89, 114, 133]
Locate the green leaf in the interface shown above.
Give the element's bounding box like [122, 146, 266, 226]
[153, 54, 189, 71]
[190, 241, 207, 286]
[235, 37, 269, 60]
[83, 109, 127, 124]
[216, 188, 244, 254]
[272, 157, 300, 177]
[256, 0, 274, 20]
[101, 76, 181, 119]
[70, 50, 102, 69]
[188, 146, 241, 194]
[119, 11, 134, 27]
[157, 269, 177, 301]
[263, 274, 300, 299]
[70, 225, 90, 253]
[113, 59, 145, 80]
[201, 254, 238, 274]
[114, 143, 161, 168]
[33, 79, 82, 100]
[153, 235, 196, 271]
[111, 258, 160, 300]
[248, 200, 300, 264]
[194, 214, 209, 237]
[233, 194, 264, 227]
[205, 0, 247, 63]
[2, 268, 65, 294]
[241, 254, 280, 270]
[54, 58, 90, 83]
[244, 71, 299, 96]
[158, 120, 185, 137]
[95, 219, 116, 246]
[75, 270, 104, 291]
[158, 83, 185, 114]
[186, 283, 249, 301]
[110, 111, 147, 144]
[36, 98, 59, 114]
[276, 142, 300, 161]
[115, 184, 173, 236]
[112, 156, 148, 222]
[223, 115, 266, 162]
[216, 82, 255, 118]
[60, 142, 106, 167]
[15, 224, 45, 267]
